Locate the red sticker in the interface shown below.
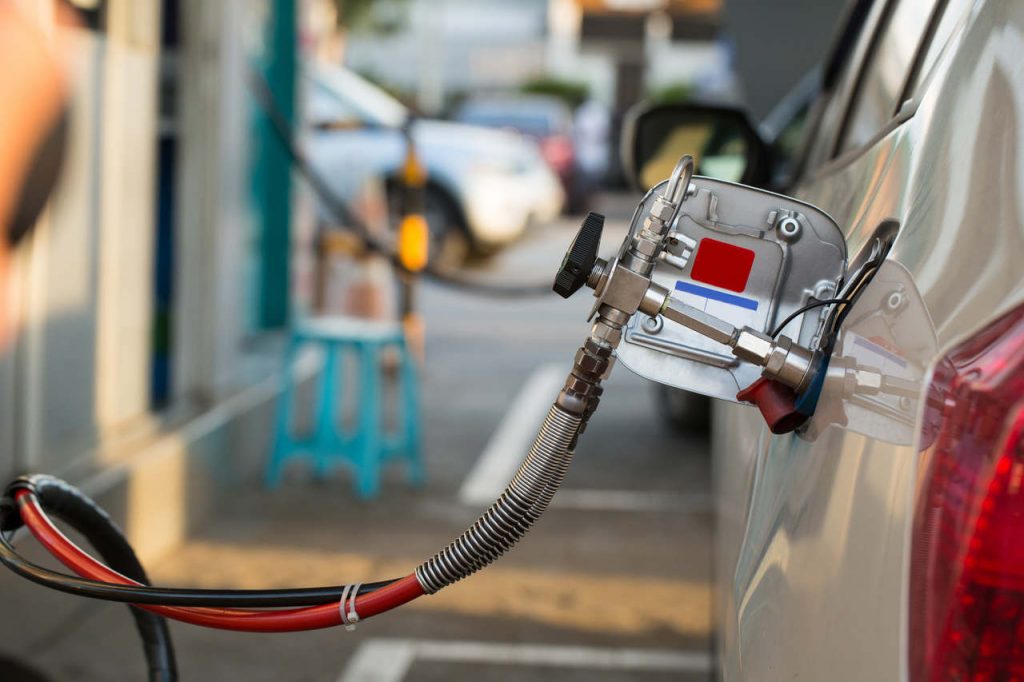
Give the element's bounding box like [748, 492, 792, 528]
[689, 238, 755, 293]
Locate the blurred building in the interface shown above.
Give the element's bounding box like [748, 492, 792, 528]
[548, 0, 729, 113]
[0, 0, 306, 560]
[337, 0, 729, 116]
[341, 0, 550, 114]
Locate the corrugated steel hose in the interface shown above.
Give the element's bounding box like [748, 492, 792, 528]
[416, 404, 582, 593]
[0, 331, 611, 680]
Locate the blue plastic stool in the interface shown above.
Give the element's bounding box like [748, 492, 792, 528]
[266, 318, 424, 498]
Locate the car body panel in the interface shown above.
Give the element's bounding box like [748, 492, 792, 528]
[714, 1, 1024, 679]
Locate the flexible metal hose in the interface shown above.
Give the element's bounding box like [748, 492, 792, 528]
[415, 404, 582, 593]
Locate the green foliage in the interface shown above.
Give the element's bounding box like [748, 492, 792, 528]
[331, 0, 373, 26]
[331, 0, 407, 32]
[648, 82, 694, 105]
[521, 77, 590, 110]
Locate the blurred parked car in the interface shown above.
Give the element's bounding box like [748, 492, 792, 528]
[454, 95, 585, 211]
[626, 0, 1024, 679]
[306, 65, 564, 266]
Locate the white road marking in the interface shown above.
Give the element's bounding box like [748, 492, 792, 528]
[458, 363, 566, 506]
[338, 638, 712, 682]
[459, 364, 708, 514]
[340, 639, 417, 682]
[551, 489, 712, 513]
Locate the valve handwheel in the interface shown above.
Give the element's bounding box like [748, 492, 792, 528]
[553, 212, 604, 299]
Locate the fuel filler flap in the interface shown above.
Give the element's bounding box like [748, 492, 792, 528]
[616, 176, 847, 403]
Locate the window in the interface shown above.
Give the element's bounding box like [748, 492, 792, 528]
[905, 0, 972, 97]
[795, 0, 888, 177]
[836, 0, 940, 155]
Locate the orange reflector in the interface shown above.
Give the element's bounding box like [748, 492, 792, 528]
[402, 149, 427, 188]
[398, 214, 429, 272]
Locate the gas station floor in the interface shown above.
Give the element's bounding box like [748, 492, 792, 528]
[3, 196, 715, 681]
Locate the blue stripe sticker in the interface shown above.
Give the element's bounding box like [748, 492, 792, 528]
[675, 281, 759, 311]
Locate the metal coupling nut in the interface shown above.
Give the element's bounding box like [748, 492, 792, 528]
[572, 347, 610, 380]
[633, 235, 660, 258]
[762, 335, 815, 392]
[732, 328, 774, 365]
[590, 321, 622, 347]
[649, 197, 675, 222]
[557, 375, 597, 415]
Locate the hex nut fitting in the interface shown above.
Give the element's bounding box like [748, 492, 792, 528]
[590, 321, 622, 347]
[633, 236, 660, 258]
[762, 335, 815, 391]
[733, 329, 774, 366]
[649, 197, 675, 222]
[572, 347, 610, 379]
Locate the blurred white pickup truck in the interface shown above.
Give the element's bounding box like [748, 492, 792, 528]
[305, 63, 564, 266]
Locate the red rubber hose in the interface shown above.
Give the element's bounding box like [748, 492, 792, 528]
[15, 491, 425, 631]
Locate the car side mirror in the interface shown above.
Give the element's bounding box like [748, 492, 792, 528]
[621, 102, 770, 190]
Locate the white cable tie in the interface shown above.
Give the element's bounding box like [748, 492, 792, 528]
[345, 583, 361, 632]
[339, 584, 353, 628]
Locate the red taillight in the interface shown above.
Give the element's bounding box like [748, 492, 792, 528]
[540, 135, 574, 172]
[910, 303, 1024, 681]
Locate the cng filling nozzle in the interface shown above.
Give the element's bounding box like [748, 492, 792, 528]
[554, 156, 824, 433]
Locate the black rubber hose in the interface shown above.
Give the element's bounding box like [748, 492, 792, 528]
[0, 532, 391, 606]
[3, 476, 177, 682]
[0, 479, 394, 607]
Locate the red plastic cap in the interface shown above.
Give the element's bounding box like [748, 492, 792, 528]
[736, 377, 808, 434]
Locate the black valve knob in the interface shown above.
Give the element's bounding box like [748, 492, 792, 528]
[553, 212, 604, 299]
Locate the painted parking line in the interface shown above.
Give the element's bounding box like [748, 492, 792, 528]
[458, 363, 567, 506]
[552, 489, 712, 513]
[338, 638, 712, 682]
[459, 364, 707, 514]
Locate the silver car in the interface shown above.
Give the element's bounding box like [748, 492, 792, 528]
[306, 64, 564, 265]
[626, 0, 1024, 679]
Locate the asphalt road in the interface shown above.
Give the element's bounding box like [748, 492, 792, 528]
[1, 194, 714, 681]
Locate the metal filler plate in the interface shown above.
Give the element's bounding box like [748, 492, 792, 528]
[616, 176, 847, 403]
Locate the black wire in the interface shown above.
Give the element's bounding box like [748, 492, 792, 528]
[0, 478, 396, 608]
[770, 298, 850, 338]
[1, 477, 178, 680]
[0, 531, 394, 607]
[248, 68, 554, 299]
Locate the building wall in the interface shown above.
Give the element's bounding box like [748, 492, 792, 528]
[0, 1, 162, 480]
[547, 0, 728, 110]
[343, 0, 550, 114]
[173, 0, 256, 404]
[95, 1, 163, 436]
[0, 0, 283, 486]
